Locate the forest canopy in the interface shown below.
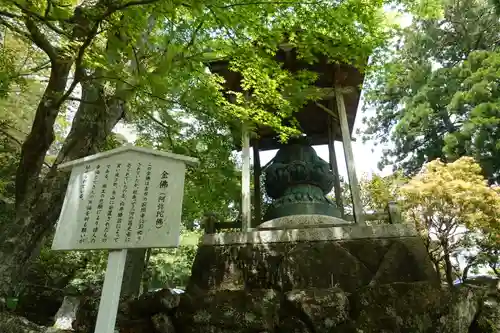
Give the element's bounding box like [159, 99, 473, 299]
[0, 0, 426, 298]
[0, 0, 498, 316]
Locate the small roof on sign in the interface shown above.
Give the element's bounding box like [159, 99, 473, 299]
[57, 145, 199, 171]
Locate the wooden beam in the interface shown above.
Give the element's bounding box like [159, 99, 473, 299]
[315, 101, 338, 119]
[343, 212, 389, 222]
[327, 113, 344, 218]
[252, 140, 262, 228]
[215, 220, 243, 232]
[241, 122, 251, 231]
[335, 86, 365, 225]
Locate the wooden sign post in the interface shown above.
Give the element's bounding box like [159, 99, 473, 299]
[52, 145, 198, 333]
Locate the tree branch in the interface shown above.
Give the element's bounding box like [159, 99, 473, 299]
[207, 7, 238, 46]
[217, 1, 316, 9]
[12, 1, 70, 37]
[44, 0, 52, 18]
[24, 18, 57, 61]
[87, 75, 182, 106]
[0, 127, 52, 169]
[0, 9, 22, 19]
[0, 127, 23, 146]
[489, 261, 499, 277]
[185, 19, 204, 51]
[110, 0, 159, 12]
[9, 60, 51, 81]
[57, 19, 101, 107]
[132, 45, 142, 75]
[143, 111, 171, 131]
[0, 17, 31, 41]
[461, 257, 477, 282]
[97, 0, 160, 21]
[67, 97, 101, 105]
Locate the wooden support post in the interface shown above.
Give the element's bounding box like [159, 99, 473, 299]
[241, 122, 251, 231]
[327, 114, 344, 218]
[203, 213, 217, 234]
[94, 250, 128, 333]
[387, 201, 402, 224]
[252, 140, 262, 228]
[335, 86, 365, 224]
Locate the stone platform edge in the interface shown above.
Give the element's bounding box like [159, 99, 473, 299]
[201, 223, 418, 245]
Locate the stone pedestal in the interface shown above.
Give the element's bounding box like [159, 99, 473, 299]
[255, 214, 350, 230]
[171, 223, 490, 333]
[185, 224, 438, 293]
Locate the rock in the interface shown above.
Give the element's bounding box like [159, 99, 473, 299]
[473, 296, 500, 333]
[0, 312, 67, 333]
[0, 312, 45, 333]
[176, 289, 280, 332]
[276, 316, 311, 333]
[73, 296, 99, 332]
[119, 318, 156, 333]
[14, 284, 65, 326]
[53, 296, 81, 330]
[467, 278, 500, 333]
[174, 282, 488, 333]
[151, 313, 176, 333]
[128, 288, 180, 318]
[284, 288, 349, 331]
[72, 288, 180, 332]
[347, 282, 480, 333]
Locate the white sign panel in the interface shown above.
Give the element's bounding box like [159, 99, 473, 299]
[52, 148, 195, 250]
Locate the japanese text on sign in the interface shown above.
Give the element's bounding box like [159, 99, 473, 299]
[155, 170, 169, 229]
[53, 147, 194, 251]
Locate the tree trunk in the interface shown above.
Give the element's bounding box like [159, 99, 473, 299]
[15, 57, 73, 211]
[461, 257, 478, 283]
[121, 249, 147, 298]
[431, 258, 442, 282]
[0, 79, 125, 297]
[442, 242, 455, 287]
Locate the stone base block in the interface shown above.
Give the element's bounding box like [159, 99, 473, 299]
[190, 224, 438, 293]
[201, 223, 418, 245]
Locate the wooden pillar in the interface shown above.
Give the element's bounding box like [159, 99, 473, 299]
[387, 201, 402, 224]
[327, 114, 344, 217]
[241, 122, 251, 231]
[335, 85, 364, 224]
[203, 212, 217, 234]
[252, 140, 262, 228]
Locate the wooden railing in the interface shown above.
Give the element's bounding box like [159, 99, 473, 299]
[203, 219, 242, 234]
[344, 201, 402, 224]
[202, 201, 402, 234]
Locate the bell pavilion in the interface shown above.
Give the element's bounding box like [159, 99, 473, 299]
[174, 34, 447, 333]
[207, 41, 368, 230]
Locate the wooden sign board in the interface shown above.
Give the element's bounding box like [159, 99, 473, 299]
[52, 146, 198, 251]
[52, 145, 198, 333]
